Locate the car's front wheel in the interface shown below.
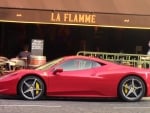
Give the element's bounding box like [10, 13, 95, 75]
[119, 76, 145, 102]
[18, 76, 45, 100]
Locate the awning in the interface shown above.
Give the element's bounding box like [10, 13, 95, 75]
[0, 0, 150, 29]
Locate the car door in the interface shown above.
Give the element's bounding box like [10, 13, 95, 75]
[48, 59, 102, 97]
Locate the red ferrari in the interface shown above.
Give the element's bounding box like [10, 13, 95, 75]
[0, 55, 150, 102]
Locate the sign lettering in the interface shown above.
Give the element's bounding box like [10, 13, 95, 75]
[50, 12, 96, 24]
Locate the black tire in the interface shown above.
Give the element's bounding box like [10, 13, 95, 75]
[119, 76, 145, 102]
[18, 76, 45, 100]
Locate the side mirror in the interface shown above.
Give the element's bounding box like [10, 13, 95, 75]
[53, 68, 63, 75]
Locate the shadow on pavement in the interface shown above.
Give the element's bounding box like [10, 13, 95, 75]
[0, 95, 148, 102]
[0, 95, 124, 103]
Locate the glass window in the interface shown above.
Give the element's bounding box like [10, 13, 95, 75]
[57, 59, 101, 71]
[92, 61, 101, 68]
[57, 60, 79, 71]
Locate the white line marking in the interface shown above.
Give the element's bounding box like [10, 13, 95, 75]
[0, 105, 62, 108]
[114, 107, 150, 109]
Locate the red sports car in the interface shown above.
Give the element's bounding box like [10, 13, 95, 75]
[0, 55, 150, 102]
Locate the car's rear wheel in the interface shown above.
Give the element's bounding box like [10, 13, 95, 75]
[119, 76, 145, 102]
[18, 76, 45, 100]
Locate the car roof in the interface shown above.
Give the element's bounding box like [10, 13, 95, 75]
[62, 55, 112, 64]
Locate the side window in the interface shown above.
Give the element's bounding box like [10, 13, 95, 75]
[92, 61, 101, 68]
[57, 60, 79, 71]
[79, 60, 101, 69]
[79, 60, 92, 69]
[57, 59, 101, 71]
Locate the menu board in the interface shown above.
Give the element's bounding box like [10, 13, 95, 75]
[31, 39, 44, 56]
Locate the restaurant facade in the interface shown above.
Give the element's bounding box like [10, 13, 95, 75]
[0, 0, 150, 28]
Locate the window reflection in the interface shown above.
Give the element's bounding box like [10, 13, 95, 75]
[57, 59, 101, 71]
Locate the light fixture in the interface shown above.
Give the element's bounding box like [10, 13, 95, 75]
[124, 19, 130, 23]
[16, 13, 22, 17]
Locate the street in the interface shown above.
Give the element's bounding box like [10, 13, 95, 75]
[0, 96, 150, 113]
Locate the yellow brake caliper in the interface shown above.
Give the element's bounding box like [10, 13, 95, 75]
[35, 82, 40, 95]
[124, 83, 128, 94]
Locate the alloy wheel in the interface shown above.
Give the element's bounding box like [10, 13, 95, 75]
[19, 76, 45, 100]
[119, 76, 145, 102]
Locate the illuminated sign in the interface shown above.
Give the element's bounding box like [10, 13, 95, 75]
[1, 8, 150, 29]
[50, 12, 96, 24]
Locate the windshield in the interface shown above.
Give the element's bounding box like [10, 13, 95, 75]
[35, 58, 63, 70]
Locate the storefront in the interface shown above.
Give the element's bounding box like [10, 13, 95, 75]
[0, 0, 150, 59]
[0, 0, 150, 28]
